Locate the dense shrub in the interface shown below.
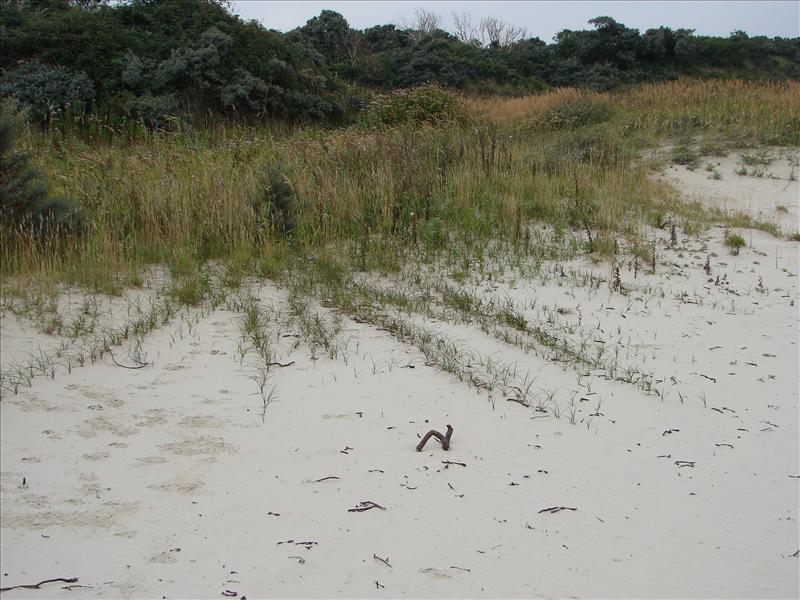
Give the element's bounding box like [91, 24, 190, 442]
[0, 100, 82, 234]
[0, 1, 796, 126]
[556, 125, 633, 167]
[251, 164, 297, 237]
[0, 61, 95, 121]
[528, 94, 615, 131]
[128, 93, 181, 129]
[724, 231, 746, 255]
[366, 84, 462, 125]
[0, 101, 46, 226]
[422, 217, 446, 248]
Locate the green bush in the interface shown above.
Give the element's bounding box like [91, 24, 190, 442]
[0, 101, 46, 226]
[366, 84, 462, 126]
[0, 100, 83, 234]
[670, 145, 700, 169]
[128, 93, 181, 129]
[555, 125, 633, 168]
[0, 61, 95, 122]
[251, 164, 297, 237]
[724, 231, 746, 255]
[422, 217, 446, 248]
[528, 95, 615, 131]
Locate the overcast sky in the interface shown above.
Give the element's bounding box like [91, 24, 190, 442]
[230, 1, 800, 40]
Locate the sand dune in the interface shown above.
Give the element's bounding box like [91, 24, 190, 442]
[1, 173, 798, 598]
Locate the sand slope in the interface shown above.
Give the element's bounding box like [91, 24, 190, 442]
[2, 207, 799, 596]
[658, 148, 799, 233]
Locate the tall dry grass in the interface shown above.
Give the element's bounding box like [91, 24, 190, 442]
[1, 79, 796, 294]
[465, 79, 800, 145]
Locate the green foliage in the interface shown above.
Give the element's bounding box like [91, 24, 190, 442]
[529, 95, 615, 131]
[553, 125, 633, 168]
[724, 231, 746, 255]
[1, 1, 797, 126]
[0, 100, 82, 234]
[251, 164, 297, 237]
[0, 101, 47, 226]
[0, 0, 342, 125]
[0, 60, 95, 121]
[670, 145, 700, 169]
[169, 270, 211, 306]
[422, 217, 446, 248]
[366, 84, 462, 125]
[128, 93, 181, 129]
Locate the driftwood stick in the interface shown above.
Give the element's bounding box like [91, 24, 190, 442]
[373, 554, 392, 568]
[107, 348, 148, 370]
[416, 424, 454, 452]
[348, 501, 386, 512]
[266, 361, 295, 368]
[1, 577, 79, 592]
[538, 506, 577, 514]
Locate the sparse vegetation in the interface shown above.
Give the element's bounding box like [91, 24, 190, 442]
[1, 6, 798, 598]
[1, 10, 797, 422]
[724, 231, 747, 255]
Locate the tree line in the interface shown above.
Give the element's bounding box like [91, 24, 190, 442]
[1, 0, 798, 126]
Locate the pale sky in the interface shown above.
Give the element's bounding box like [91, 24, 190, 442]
[230, 1, 800, 40]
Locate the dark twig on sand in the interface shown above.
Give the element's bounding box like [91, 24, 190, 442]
[373, 554, 392, 568]
[108, 348, 148, 369]
[506, 397, 528, 406]
[416, 425, 453, 452]
[538, 506, 577, 514]
[348, 501, 386, 512]
[1, 578, 79, 592]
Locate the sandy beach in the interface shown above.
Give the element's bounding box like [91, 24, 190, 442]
[1, 160, 799, 599]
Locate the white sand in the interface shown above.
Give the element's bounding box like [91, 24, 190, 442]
[658, 148, 800, 233]
[2, 185, 799, 598]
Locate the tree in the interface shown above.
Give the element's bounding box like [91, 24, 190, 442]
[452, 12, 480, 46]
[452, 13, 527, 48]
[479, 16, 527, 48]
[404, 8, 442, 42]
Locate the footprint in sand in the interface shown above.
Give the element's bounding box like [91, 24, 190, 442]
[419, 567, 452, 579]
[179, 415, 224, 428]
[148, 477, 203, 494]
[137, 455, 169, 465]
[134, 410, 167, 428]
[77, 416, 137, 438]
[158, 436, 236, 456]
[1, 502, 139, 530]
[149, 550, 178, 564]
[83, 452, 111, 461]
[66, 384, 125, 408]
